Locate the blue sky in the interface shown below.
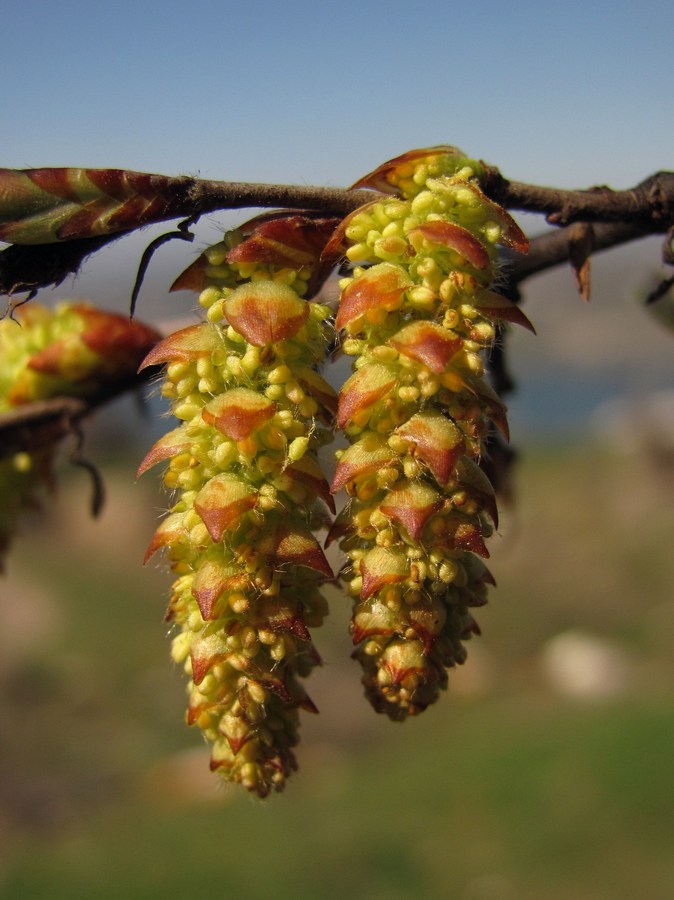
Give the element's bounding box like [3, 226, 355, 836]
[3, 0, 672, 190]
[3, 0, 673, 435]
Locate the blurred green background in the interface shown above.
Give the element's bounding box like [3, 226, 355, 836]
[1, 401, 673, 898]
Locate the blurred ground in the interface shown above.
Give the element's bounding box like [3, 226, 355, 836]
[1, 232, 673, 898]
[0, 428, 672, 899]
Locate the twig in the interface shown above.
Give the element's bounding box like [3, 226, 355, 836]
[505, 220, 657, 285]
[182, 170, 674, 231]
[0, 368, 158, 459]
[483, 169, 674, 226]
[2, 167, 673, 302]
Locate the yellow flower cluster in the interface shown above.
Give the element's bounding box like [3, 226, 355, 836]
[140, 217, 337, 796]
[330, 148, 530, 718]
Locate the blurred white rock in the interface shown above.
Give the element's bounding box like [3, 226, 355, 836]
[590, 388, 674, 457]
[541, 630, 633, 700]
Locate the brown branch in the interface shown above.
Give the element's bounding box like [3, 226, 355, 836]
[480, 168, 674, 227]
[181, 171, 674, 284]
[181, 169, 674, 232]
[0, 396, 88, 458]
[0, 368, 158, 459]
[3, 167, 672, 301]
[505, 220, 657, 285]
[184, 180, 377, 218]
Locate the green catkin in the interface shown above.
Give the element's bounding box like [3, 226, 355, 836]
[140, 218, 337, 796]
[330, 147, 530, 719]
[0, 302, 159, 569]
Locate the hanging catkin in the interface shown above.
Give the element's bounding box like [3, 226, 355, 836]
[329, 147, 531, 718]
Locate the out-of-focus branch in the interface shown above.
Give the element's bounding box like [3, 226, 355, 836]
[0, 396, 88, 457]
[0, 368, 158, 459]
[506, 220, 660, 285]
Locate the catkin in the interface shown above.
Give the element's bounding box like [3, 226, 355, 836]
[0, 302, 158, 569]
[139, 215, 338, 795]
[329, 147, 531, 718]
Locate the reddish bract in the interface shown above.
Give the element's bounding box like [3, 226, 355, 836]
[337, 364, 397, 430]
[335, 264, 411, 332]
[350, 146, 466, 194]
[331, 435, 397, 493]
[223, 283, 309, 346]
[139, 323, 221, 369]
[379, 481, 442, 540]
[388, 321, 463, 374]
[394, 412, 465, 484]
[202, 389, 277, 441]
[360, 547, 408, 601]
[472, 291, 536, 333]
[194, 474, 259, 542]
[136, 427, 192, 477]
[408, 221, 490, 269]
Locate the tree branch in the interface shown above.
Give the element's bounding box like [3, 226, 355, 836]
[184, 180, 376, 217]
[0, 368, 158, 459]
[181, 171, 674, 285]
[506, 220, 659, 285]
[181, 169, 674, 232]
[482, 169, 674, 227]
[3, 167, 672, 302]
